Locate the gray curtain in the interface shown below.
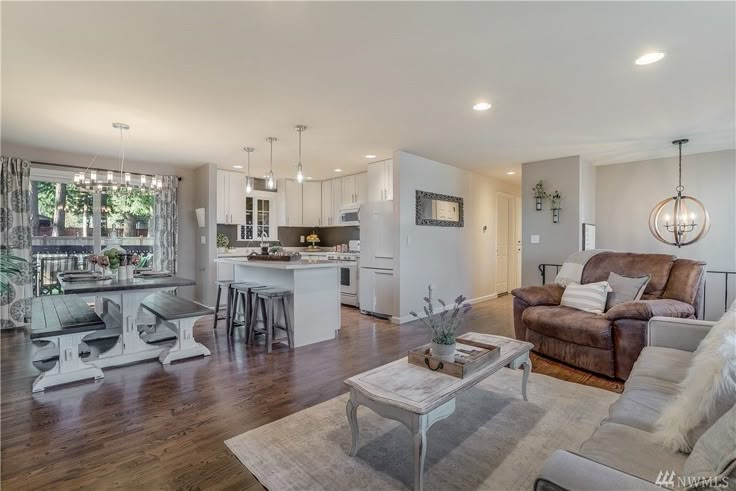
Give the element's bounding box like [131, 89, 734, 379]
[1, 157, 33, 329]
[153, 175, 178, 274]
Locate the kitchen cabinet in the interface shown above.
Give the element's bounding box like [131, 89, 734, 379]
[357, 172, 368, 204]
[280, 179, 303, 226]
[217, 169, 247, 224]
[331, 178, 342, 224]
[359, 268, 394, 317]
[302, 181, 322, 227]
[367, 159, 393, 202]
[321, 179, 334, 226]
[340, 174, 356, 207]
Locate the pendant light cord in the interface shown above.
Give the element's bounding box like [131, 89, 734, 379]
[119, 125, 126, 181]
[678, 141, 683, 190]
[270, 138, 273, 172]
[298, 128, 302, 163]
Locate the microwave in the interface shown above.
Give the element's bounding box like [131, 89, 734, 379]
[339, 206, 360, 226]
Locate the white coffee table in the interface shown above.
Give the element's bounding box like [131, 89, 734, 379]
[344, 333, 533, 491]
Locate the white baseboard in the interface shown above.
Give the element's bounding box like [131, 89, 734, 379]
[391, 293, 499, 324]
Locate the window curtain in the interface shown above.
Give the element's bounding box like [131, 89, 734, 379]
[1, 157, 33, 329]
[153, 175, 178, 274]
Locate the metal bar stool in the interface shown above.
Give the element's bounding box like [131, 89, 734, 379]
[249, 287, 294, 353]
[230, 282, 269, 338]
[213, 280, 236, 330]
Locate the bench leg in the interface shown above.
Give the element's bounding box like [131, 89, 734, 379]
[32, 333, 104, 393]
[159, 317, 212, 365]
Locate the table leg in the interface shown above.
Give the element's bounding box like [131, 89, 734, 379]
[412, 426, 427, 491]
[159, 317, 212, 365]
[32, 333, 104, 393]
[346, 392, 360, 456]
[521, 358, 532, 402]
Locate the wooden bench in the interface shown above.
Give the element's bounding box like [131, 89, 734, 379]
[31, 295, 106, 392]
[140, 292, 213, 365]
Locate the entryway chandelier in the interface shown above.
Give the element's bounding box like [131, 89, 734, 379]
[74, 123, 163, 194]
[648, 139, 711, 247]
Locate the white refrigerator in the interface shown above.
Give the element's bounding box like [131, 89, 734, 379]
[359, 200, 394, 318]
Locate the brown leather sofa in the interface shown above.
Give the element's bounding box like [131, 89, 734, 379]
[511, 252, 705, 380]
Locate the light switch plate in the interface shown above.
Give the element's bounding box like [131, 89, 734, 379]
[200, 235, 206, 244]
[300, 235, 305, 243]
[530, 234, 540, 244]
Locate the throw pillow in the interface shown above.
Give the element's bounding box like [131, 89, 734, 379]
[605, 272, 650, 311]
[560, 281, 612, 314]
[682, 404, 736, 490]
[655, 307, 736, 453]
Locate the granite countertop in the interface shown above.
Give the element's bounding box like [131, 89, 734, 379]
[214, 257, 340, 270]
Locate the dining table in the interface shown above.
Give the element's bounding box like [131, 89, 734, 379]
[58, 275, 197, 368]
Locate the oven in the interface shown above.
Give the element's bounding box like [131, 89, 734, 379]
[329, 255, 359, 306]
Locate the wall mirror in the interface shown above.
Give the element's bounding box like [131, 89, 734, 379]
[415, 190, 464, 227]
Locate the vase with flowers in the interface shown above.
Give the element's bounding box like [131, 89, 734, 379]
[410, 285, 472, 362]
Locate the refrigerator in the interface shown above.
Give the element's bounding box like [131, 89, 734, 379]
[359, 200, 394, 318]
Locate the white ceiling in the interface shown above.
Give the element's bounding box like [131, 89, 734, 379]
[2, 2, 734, 182]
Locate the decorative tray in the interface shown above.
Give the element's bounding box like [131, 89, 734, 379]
[60, 273, 112, 282]
[408, 338, 500, 378]
[247, 253, 301, 262]
[135, 271, 172, 278]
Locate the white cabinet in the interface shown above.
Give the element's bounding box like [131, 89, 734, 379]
[217, 170, 246, 224]
[357, 172, 368, 204]
[331, 178, 342, 224]
[366, 159, 393, 202]
[280, 179, 303, 226]
[341, 174, 356, 207]
[321, 179, 334, 226]
[302, 181, 322, 227]
[359, 268, 394, 317]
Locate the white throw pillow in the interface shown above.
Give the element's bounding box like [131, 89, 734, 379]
[655, 307, 736, 453]
[560, 281, 612, 314]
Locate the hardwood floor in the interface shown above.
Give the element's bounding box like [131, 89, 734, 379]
[1, 295, 621, 490]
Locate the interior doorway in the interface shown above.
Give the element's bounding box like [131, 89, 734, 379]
[496, 193, 521, 294]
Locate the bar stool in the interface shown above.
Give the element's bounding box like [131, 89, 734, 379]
[229, 282, 269, 337]
[213, 280, 236, 330]
[249, 287, 294, 353]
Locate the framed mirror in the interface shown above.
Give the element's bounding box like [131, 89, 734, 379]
[415, 190, 464, 227]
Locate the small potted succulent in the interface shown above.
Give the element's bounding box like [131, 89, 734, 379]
[216, 233, 229, 254]
[410, 285, 472, 363]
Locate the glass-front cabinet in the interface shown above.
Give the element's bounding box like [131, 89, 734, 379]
[242, 196, 271, 240]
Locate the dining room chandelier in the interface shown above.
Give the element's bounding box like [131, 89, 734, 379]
[74, 123, 162, 194]
[648, 139, 711, 247]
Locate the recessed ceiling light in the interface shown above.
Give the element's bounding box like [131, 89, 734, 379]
[473, 102, 492, 111]
[365, 154, 377, 159]
[233, 165, 243, 169]
[506, 171, 516, 175]
[334, 168, 343, 172]
[635, 52, 665, 65]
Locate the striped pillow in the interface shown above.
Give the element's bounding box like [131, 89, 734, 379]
[561, 281, 612, 314]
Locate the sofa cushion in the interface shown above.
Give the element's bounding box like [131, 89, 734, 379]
[522, 305, 613, 350]
[604, 375, 680, 432]
[560, 281, 612, 314]
[606, 272, 650, 311]
[605, 299, 695, 321]
[580, 422, 688, 482]
[581, 252, 676, 298]
[662, 259, 707, 306]
[629, 346, 693, 384]
[683, 404, 736, 490]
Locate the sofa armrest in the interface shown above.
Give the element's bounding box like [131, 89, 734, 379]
[605, 299, 694, 322]
[647, 316, 714, 352]
[535, 450, 660, 491]
[511, 284, 564, 307]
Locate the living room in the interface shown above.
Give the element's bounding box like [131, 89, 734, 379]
[2, 2, 735, 490]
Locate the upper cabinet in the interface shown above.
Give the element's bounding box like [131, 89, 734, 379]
[367, 159, 393, 202]
[321, 179, 334, 226]
[279, 179, 303, 226]
[302, 181, 322, 227]
[340, 174, 356, 207]
[338, 172, 368, 207]
[216, 169, 246, 224]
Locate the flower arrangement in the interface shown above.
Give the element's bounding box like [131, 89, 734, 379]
[549, 190, 562, 209]
[532, 180, 546, 199]
[410, 285, 472, 346]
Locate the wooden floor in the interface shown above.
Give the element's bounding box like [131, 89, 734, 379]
[1, 295, 622, 490]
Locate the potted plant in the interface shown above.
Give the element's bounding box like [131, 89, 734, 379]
[533, 180, 546, 211]
[549, 190, 562, 223]
[216, 233, 229, 254]
[410, 285, 472, 363]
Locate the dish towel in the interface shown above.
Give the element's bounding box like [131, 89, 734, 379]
[555, 249, 611, 287]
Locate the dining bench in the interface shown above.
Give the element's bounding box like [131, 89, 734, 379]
[140, 292, 213, 365]
[31, 295, 106, 392]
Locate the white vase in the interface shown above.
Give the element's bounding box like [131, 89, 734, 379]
[431, 342, 457, 363]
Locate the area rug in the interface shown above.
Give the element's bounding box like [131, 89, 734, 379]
[225, 368, 618, 490]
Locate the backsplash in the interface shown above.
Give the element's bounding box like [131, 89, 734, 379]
[277, 226, 359, 247]
[217, 224, 359, 248]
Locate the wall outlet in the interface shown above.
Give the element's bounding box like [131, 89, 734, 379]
[300, 235, 305, 243]
[530, 234, 540, 244]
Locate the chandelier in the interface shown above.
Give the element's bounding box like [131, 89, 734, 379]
[648, 139, 711, 247]
[73, 123, 162, 194]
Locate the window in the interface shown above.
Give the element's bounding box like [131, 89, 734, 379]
[102, 187, 154, 241]
[31, 180, 94, 238]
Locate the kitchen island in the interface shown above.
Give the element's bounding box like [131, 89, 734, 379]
[214, 258, 341, 347]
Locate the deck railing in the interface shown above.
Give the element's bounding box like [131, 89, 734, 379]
[537, 263, 735, 320]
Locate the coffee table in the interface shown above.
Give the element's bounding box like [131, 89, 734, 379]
[344, 333, 533, 491]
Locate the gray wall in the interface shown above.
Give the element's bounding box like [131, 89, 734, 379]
[193, 163, 217, 305]
[521, 155, 583, 286]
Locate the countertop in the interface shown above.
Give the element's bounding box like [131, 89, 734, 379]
[215, 257, 340, 270]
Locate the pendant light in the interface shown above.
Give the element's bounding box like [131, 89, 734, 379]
[265, 137, 277, 190]
[295, 125, 307, 183]
[243, 147, 254, 194]
[648, 139, 711, 247]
